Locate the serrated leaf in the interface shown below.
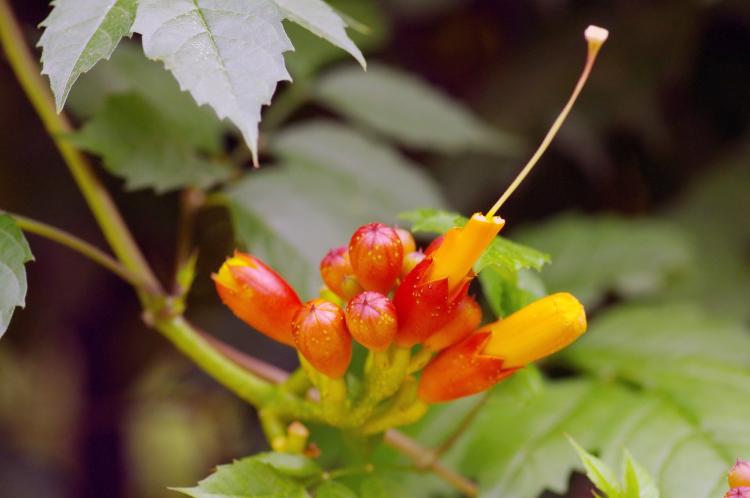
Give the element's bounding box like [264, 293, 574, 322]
[315, 481, 357, 498]
[274, 0, 365, 69]
[284, 0, 386, 78]
[315, 64, 520, 154]
[132, 0, 294, 164]
[514, 214, 693, 308]
[172, 456, 310, 498]
[568, 437, 621, 498]
[39, 0, 137, 110]
[226, 122, 445, 296]
[399, 208, 550, 275]
[67, 93, 231, 193]
[0, 215, 34, 338]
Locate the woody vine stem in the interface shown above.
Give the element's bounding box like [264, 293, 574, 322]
[0, 1, 479, 495]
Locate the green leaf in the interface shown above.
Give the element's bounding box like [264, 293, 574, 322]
[226, 122, 445, 296]
[172, 456, 310, 498]
[568, 437, 621, 498]
[562, 304, 750, 461]
[39, 0, 137, 110]
[315, 64, 520, 154]
[399, 208, 550, 274]
[274, 0, 365, 69]
[515, 214, 693, 308]
[568, 439, 661, 498]
[284, 0, 387, 78]
[255, 452, 323, 479]
[315, 481, 357, 498]
[66, 41, 225, 151]
[132, 0, 294, 163]
[0, 215, 33, 338]
[479, 267, 546, 317]
[622, 451, 660, 498]
[67, 93, 231, 193]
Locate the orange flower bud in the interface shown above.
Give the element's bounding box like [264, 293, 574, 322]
[726, 488, 750, 498]
[426, 213, 505, 291]
[349, 223, 404, 293]
[424, 295, 482, 351]
[213, 252, 301, 346]
[402, 250, 425, 276]
[418, 332, 517, 403]
[393, 258, 469, 347]
[344, 291, 397, 351]
[320, 246, 363, 301]
[292, 299, 352, 378]
[481, 292, 586, 368]
[730, 460, 750, 488]
[394, 227, 417, 254]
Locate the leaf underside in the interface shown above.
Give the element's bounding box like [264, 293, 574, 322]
[0, 215, 34, 338]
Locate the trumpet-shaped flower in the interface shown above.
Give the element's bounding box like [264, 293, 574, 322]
[213, 252, 301, 346]
[419, 293, 587, 402]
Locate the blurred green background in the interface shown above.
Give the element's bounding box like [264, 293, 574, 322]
[1, 1, 749, 497]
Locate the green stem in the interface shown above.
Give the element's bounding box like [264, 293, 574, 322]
[281, 367, 312, 396]
[9, 213, 146, 289]
[0, 0, 160, 294]
[259, 408, 287, 452]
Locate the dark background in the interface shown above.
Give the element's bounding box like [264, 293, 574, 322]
[2, 1, 749, 497]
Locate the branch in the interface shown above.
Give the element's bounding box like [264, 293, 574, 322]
[8, 212, 149, 290]
[196, 332, 480, 497]
[0, 0, 161, 294]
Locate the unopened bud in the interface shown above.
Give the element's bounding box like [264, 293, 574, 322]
[725, 488, 750, 498]
[402, 250, 425, 275]
[345, 291, 398, 351]
[213, 252, 301, 346]
[730, 460, 750, 488]
[292, 299, 352, 378]
[349, 223, 404, 293]
[320, 246, 362, 300]
[395, 227, 417, 254]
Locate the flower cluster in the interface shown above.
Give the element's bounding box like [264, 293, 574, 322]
[214, 214, 587, 405]
[726, 460, 750, 498]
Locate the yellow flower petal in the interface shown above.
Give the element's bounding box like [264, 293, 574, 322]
[482, 292, 586, 368]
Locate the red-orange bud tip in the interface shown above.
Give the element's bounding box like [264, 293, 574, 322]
[320, 246, 363, 301]
[418, 332, 516, 403]
[292, 299, 352, 378]
[213, 252, 301, 346]
[394, 227, 417, 254]
[730, 460, 750, 488]
[349, 223, 404, 293]
[726, 488, 750, 498]
[345, 291, 398, 351]
[424, 295, 482, 351]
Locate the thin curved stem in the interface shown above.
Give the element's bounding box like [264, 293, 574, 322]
[0, 0, 161, 293]
[9, 212, 147, 289]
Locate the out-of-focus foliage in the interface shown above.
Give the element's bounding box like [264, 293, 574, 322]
[315, 64, 519, 154]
